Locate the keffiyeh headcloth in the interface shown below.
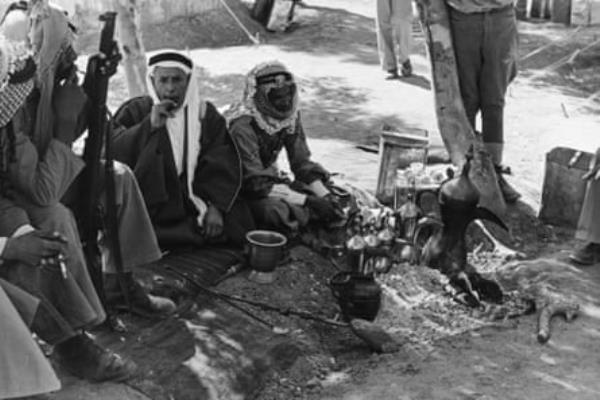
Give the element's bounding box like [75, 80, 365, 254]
[146, 50, 209, 226]
[0, 30, 36, 191]
[28, 0, 76, 155]
[0, 33, 34, 128]
[225, 60, 298, 135]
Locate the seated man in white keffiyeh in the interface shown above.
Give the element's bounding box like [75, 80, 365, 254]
[112, 50, 256, 250]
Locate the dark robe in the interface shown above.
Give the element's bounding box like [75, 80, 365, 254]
[0, 196, 105, 345]
[111, 97, 254, 249]
[229, 113, 330, 233]
[0, 279, 61, 398]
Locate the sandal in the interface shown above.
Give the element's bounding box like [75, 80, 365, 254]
[55, 333, 138, 382]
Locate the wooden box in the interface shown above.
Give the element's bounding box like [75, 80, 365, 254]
[375, 129, 429, 205]
[539, 147, 593, 228]
[570, 0, 600, 25]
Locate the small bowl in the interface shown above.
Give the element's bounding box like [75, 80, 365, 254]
[246, 230, 287, 273]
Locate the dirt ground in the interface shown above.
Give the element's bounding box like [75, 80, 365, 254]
[44, 1, 600, 399]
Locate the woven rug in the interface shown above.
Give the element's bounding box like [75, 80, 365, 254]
[134, 247, 244, 299]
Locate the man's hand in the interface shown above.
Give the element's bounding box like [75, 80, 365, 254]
[306, 195, 343, 221]
[203, 204, 224, 238]
[582, 147, 600, 181]
[2, 231, 67, 267]
[325, 193, 346, 220]
[150, 100, 177, 129]
[87, 40, 121, 78]
[82, 41, 121, 99]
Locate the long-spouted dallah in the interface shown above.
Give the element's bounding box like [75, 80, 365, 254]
[417, 148, 508, 306]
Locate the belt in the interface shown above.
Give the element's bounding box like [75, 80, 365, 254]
[484, 4, 514, 14]
[449, 4, 514, 15]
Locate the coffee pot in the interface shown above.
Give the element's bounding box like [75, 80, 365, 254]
[414, 148, 507, 305]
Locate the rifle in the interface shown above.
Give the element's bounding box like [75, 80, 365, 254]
[79, 12, 131, 313]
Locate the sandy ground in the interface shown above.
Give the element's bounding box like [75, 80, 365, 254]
[126, 0, 600, 210]
[32, 1, 600, 399]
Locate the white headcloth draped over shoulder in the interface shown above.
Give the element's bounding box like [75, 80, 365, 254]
[146, 50, 209, 226]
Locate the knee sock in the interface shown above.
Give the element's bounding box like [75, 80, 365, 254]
[481, 105, 504, 145]
[484, 142, 504, 166]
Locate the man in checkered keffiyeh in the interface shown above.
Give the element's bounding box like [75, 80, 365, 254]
[0, 31, 35, 193]
[0, 3, 173, 383]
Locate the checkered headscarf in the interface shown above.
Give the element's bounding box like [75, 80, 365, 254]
[0, 12, 35, 129]
[0, 79, 33, 128]
[0, 74, 33, 196]
[225, 61, 299, 136]
[0, 27, 36, 194]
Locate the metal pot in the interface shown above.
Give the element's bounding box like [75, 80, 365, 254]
[329, 272, 382, 321]
[246, 230, 287, 272]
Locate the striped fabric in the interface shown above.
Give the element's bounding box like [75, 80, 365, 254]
[0, 79, 32, 128]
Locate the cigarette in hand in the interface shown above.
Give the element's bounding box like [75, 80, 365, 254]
[58, 254, 68, 280]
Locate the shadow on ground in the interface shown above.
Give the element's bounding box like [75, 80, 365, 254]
[517, 22, 600, 103]
[272, 3, 380, 67]
[273, 3, 428, 67]
[196, 69, 418, 145]
[76, 0, 265, 54]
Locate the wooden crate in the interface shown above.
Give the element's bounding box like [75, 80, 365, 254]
[375, 129, 429, 205]
[570, 0, 600, 25]
[539, 147, 593, 228]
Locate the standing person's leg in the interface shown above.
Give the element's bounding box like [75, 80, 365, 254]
[449, 8, 485, 128]
[392, 0, 413, 76]
[571, 180, 600, 265]
[376, 0, 399, 76]
[480, 7, 520, 202]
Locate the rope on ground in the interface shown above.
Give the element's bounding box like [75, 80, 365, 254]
[564, 37, 600, 64]
[586, 90, 600, 103]
[520, 26, 583, 63]
[525, 34, 600, 86]
[532, 36, 600, 75]
[574, 88, 600, 112]
[217, 0, 261, 45]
